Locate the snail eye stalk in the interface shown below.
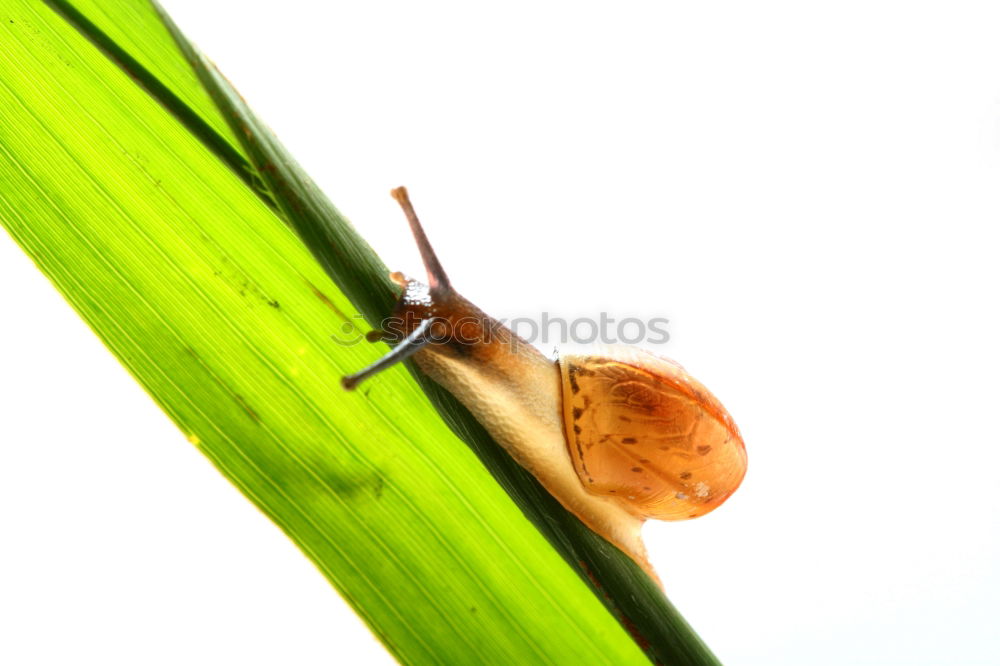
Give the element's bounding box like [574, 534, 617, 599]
[391, 186, 452, 295]
[341, 317, 435, 390]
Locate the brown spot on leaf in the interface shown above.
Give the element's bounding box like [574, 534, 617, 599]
[307, 281, 351, 322]
[233, 394, 260, 423]
[618, 615, 652, 652]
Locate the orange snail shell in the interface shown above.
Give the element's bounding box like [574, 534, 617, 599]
[560, 346, 747, 520]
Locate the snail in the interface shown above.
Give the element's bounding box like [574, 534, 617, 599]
[343, 187, 747, 581]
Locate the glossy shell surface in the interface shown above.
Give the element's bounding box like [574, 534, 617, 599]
[559, 346, 747, 520]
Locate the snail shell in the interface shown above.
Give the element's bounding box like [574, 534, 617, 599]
[560, 347, 746, 521]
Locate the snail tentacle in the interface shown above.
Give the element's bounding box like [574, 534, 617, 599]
[391, 186, 452, 295]
[341, 317, 435, 390]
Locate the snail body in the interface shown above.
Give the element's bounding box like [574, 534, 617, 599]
[343, 188, 747, 580]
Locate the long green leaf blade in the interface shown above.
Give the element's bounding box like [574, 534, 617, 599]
[146, 5, 721, 665]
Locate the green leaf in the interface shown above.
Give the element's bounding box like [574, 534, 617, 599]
[0, 1, 721, 664]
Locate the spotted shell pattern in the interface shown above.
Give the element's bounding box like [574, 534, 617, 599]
[559, 347, 747, 520]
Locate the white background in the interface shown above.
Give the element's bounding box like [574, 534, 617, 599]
[2, 1, 999, 664]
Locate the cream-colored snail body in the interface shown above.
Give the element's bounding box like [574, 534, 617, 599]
[343, 187, 747, 581]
